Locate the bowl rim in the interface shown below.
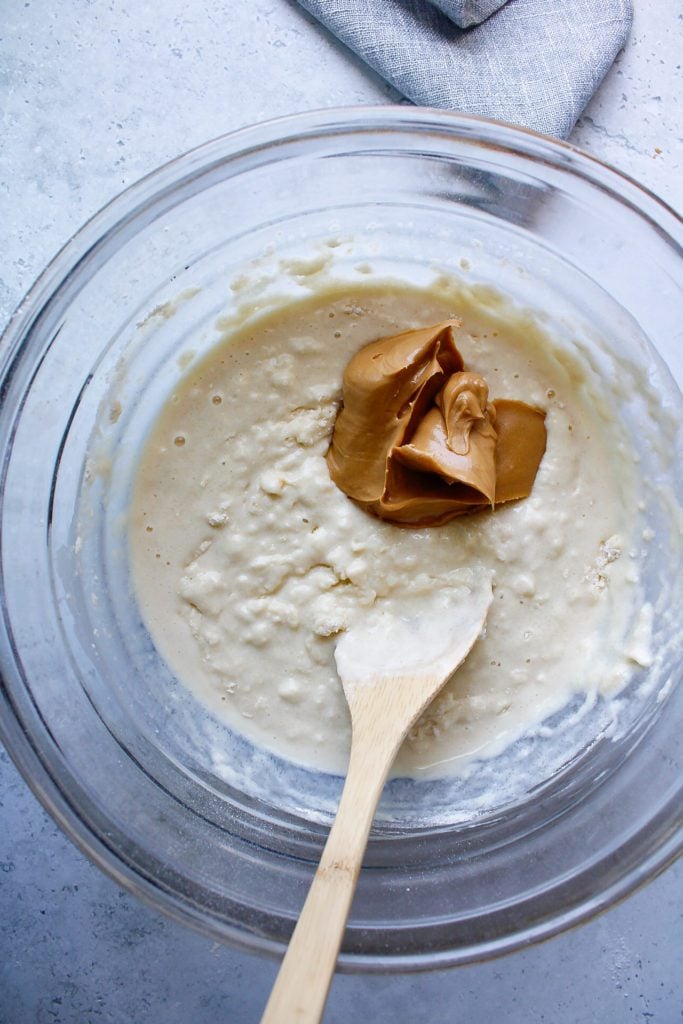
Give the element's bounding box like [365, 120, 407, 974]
[0, 105, 681, 972]
[2, 103, 681, 356]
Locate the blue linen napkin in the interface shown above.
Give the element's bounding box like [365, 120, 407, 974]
[431, 0, 508, 28]
[295, 0, 633, 138]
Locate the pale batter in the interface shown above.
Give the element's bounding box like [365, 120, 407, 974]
[129, 280, 649, 777]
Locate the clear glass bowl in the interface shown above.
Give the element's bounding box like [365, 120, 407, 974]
[0, 108, 681, 970]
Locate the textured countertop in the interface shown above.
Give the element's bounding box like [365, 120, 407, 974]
[1, 2, 682, 1021]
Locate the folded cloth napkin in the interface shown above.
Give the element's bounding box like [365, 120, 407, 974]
[295, 0, 633, 138]
[430, 0, 508, 28]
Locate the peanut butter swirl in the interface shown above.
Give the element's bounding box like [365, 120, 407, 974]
[326, 321, 547, 527]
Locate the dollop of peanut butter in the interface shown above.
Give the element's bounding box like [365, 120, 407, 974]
[326, 321, 547, 527]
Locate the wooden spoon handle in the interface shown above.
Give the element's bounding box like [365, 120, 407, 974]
[260, 739, 393, 1024]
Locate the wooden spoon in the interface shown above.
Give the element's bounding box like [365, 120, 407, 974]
[260, 581, 493, 1024]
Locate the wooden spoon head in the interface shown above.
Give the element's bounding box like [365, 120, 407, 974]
[334, 578, 493, 737]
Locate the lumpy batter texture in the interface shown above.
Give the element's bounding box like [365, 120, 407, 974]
[129, 281, 647, 777]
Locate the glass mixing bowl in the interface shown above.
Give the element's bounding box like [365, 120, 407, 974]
[0, 108, 681, 970]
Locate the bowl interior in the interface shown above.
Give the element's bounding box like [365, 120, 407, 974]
[0, 110, 681, 966]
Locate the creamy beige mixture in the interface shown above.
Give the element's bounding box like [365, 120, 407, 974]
[129, 280, 649, 777]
